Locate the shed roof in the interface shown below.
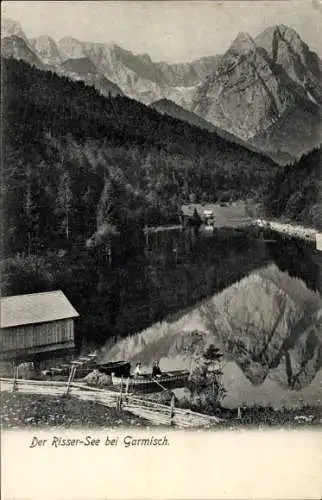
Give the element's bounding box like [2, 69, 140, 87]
[0, 291, 79, 328]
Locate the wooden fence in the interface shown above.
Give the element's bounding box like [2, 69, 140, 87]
[0, 377, 222, 429]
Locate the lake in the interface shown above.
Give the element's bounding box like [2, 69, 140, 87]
[101, 230, 322, 409]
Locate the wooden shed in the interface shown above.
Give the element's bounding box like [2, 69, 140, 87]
[0, 291, 79, 367]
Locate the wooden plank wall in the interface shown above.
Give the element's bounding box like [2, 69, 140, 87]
[0, 318, 74, 353]
[35, 349, 76, 370]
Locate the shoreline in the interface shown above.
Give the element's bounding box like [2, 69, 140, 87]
[1, 391, 321, 429]
[253, 218, 318, 243]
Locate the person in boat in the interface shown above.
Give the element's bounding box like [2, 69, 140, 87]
[152, 360, 162, 378]
[134, 362, 142, 377]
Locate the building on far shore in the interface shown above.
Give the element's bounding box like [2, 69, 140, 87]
[316, 233, 322, 252]
[0, 290, 79, 368]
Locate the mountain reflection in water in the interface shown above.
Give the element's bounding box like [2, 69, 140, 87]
[102, 237, 322, 409]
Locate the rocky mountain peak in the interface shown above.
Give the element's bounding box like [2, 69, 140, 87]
[255, 24, 304, 59]
[31, 34, 62, 64]
[255, 23, 322, 105]
[58, 36, 87, 60]
[1, 35, 44, 69]
[276, 23, 299, 39]
[1, 17, 27, 42]
[32, 34, 57, 47]
[229, 31, 257, 54]
[191, 23, 322, 162]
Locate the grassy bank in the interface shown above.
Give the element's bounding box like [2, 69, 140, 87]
[187, 404, 322, 428]
[1, 392, 149, 429]
[1, 391, 321, 429]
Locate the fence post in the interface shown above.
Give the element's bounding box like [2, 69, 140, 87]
[170, 393, 175, 426]
[66, 365, 76, 396]
[125, 377, 130, 396]
[118, 376, 124, 411]
[12, 362, 18, 392]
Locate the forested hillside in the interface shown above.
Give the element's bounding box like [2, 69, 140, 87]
[264, 148, 322, 229]
[2, 57, 277, 257]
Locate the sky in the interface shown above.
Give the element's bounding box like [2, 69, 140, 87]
[2, 1, 322, 62]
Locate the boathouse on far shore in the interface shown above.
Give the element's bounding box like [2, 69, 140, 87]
[0, 290, 79, 367]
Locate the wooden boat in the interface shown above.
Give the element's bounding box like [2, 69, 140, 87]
[111, 370, 189, 393]
[42, 359, 130, 379]
[96, 361, 131, 377]
[42, 362, 96, 379]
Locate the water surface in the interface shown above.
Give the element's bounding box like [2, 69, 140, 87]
[102, 234, 322, 409]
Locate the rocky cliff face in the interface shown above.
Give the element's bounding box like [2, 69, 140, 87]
[2, 35, 44, 69]
[60, 39, 219, 106]
[191, 27, 322, 163]
[56, 57, 123, 97]
[255, 25, 322, 105]
[192, 33, 295, 140]
[30, 35, 62, 66]
[1, 18, 218, 108]
[1, 17, 28, 43]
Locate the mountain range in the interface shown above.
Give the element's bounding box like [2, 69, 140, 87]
[1, 17, 219, 106]
[2, 17, 322, 164]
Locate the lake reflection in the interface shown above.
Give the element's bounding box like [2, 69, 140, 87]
[103, 236, 322, 409]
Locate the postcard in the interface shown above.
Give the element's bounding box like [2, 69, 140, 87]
[1, 1, 322, 499]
